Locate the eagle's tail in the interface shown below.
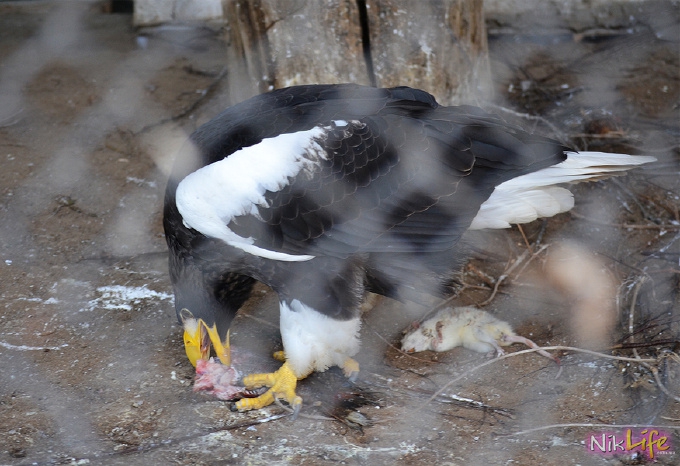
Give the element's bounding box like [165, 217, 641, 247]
[469, 152, 656, 230]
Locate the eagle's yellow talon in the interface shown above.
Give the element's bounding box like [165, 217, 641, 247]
[235, 361, 302, 412]
[341, 357, 360, 381]
[272, 350, 286, 362]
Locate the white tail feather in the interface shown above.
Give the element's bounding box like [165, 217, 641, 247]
[469, 151, 655, 230]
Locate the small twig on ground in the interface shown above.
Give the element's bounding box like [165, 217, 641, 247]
[612, 339, 680, 350]
[514, 244, 550, 279]
[466, 263, 496, 288]
[425, 345, 659, 408]
[627, 277, 646, 360]
[477, 253, 524, 307]
[273, 398, 335, 421]
[104, 411, 289, 458]
[502, 422, 680, 437]
[570, 211, 680, 230]
[517, 224, 532, 253]
[650, 364, 680, 403]
[568, 131, 632, 140]
[661, 416, 680, 422]
[431, 392, 515, 418]
[611, 178, 652, 219]
[624, 278, 680, 402]
[364, 320, 436, 365]
[478, 243, 549, 307]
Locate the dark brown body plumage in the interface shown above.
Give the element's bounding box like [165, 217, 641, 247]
[163, 84, 567, 337]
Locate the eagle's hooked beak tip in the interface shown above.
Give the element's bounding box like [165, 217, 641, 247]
[205, 326, 232, 366]
[180, 308, 231, 367]
[180, 308, 210, 367]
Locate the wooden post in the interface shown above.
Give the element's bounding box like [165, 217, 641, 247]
[225, 0, 490, 104]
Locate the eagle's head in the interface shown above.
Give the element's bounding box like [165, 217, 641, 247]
[172, 268, 256, 367]
[164, 143, 258, 368]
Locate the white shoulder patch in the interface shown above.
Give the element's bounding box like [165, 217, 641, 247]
[175, 126, 329, 261]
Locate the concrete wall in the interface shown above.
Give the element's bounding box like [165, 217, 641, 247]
[133, 0, 223, 26]
[484, 0, 676, 40]
[132, 0, 669, 38]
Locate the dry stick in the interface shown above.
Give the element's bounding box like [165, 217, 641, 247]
[626, 277, 680, 403]
[628, 277, 646, 360]
[516, 224, 533, 253]
[569, 132, 631, 139]
[613, 339, 680, 350]
[433, 392, 515, 418]
[478, 244, 549, 307]
[465, 221, 544, 302]
[611, 178, 652, 220]
[364, 320, 435, 365]
[504, 422, 680, 437]
[644, 268, 680, 275]
[477, 257, 522, 307]
[273, 398, 335, 421]
[651, 363, 680, 403]
[425, 345, 658, 407]
[570, 211, 680, 231]
[661, 416, 680, 422]
[109, 412, 289, 457]
[514, 244, 550, 280]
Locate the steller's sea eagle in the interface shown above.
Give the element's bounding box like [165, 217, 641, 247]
[163, 84, 654, 414]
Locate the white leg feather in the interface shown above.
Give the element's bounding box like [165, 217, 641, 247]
[279, 300, 361, 378]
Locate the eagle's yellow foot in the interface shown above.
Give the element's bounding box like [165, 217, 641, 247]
[235, 361, 302, 417]
[341, 357, 360, 382]
[272, 351, 359, 381]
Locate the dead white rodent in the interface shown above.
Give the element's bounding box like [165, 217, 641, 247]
[401, 306, 559, 364]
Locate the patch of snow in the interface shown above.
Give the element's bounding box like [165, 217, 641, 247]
[0, 341, 69, 351]
[81, 285, 173, 312]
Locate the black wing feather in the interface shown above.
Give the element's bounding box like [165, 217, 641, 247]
[217, 87, 565, 260]
[164, 84, 568, 319]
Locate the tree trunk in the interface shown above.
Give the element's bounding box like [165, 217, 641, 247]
[225, 0, 490, 105]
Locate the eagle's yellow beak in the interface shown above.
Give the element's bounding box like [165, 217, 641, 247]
[204, 325, 231, 366]
[180, 308, 210, 367]
[179, 308, 231, 367]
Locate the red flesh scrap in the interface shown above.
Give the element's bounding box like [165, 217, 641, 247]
[193, 358, 262, 401]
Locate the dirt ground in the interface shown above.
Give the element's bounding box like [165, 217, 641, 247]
[0, 1, 678, 465]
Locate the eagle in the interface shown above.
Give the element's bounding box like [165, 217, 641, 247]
[163, 84, 653, 414]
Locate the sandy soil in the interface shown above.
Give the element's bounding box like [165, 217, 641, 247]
[0, 1, 678, 465]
